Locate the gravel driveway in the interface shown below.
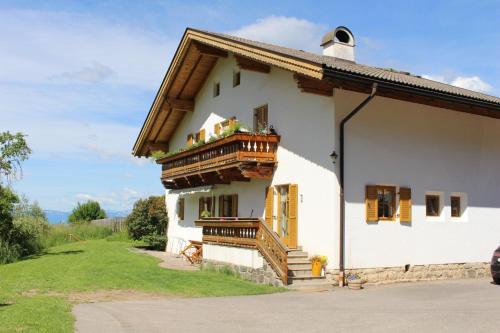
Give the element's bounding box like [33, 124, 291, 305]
[74, 279, 499, 333]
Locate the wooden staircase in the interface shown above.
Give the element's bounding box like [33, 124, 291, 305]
[287, 247, 333, 290]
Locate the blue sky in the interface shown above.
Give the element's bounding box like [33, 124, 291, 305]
[1, 0, 499, 211]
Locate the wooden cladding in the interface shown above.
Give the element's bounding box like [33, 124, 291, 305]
[294, 74, 334, 96]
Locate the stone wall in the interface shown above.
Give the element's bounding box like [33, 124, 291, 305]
[202, 258, 284, 287]
[326, 262, 490, 285]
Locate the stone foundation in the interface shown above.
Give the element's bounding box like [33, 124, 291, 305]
[326, 262, 490, 285]
[202, 258, 284, 287]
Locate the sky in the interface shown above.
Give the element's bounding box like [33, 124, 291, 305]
[1, 0, 499, 212]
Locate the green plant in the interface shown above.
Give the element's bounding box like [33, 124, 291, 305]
[0, 131, 32, 182]
[208, 135, 217, 143]
[126, 195, 168, 250]
[200, 210, 211, 218]
[68, 200, 106, 224]
[310, 255, 328, 267]
[150, 150, 168, 161]
[347, 273, 362, 281]
[141, 233, 167, 250]
[42, 224, 115, 248]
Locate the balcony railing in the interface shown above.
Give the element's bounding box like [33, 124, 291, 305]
[195, 217, 289, 284]
[157, 133, 280, 189]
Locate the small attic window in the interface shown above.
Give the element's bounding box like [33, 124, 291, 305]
[335, 30, 351, 44]
[213, 82, 220, 97]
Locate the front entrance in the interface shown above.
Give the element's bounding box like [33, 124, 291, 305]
[265, 184, 298, 248]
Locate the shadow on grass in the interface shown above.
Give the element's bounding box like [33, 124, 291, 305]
[24, 250, 84, 261]
[0, 303, 13, 308]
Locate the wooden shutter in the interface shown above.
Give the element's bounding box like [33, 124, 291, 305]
[199, 129, 206, 142]
[288, 184, 298, 249]
[399, 187, 412, 222]
[265, 186, 274, 227]
[366, 185, 378, 222]
[229, 117, 236, 128]
[178, 198, 184, 220]
[187, 134, 193, 147]
[231, 194, 238, 217]
[218, 195, 224, 217]
[214, 123, 221, 136]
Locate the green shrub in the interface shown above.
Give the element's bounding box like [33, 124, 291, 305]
[105, 230, 131, 242]
[68, 201, 106, 224]
[0, 239, 21, 264]
[126, 196, 168, 250]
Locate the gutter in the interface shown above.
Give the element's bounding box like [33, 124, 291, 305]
[338, 82, 378, 287]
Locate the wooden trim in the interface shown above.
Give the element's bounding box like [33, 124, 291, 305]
[192, 41, 228, 58]
[165, 98, 194, 112]
[234, 54, 270, 73]
[294, 74, 334, 96]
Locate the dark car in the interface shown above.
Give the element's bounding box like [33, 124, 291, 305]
[492, 246, 500, 284]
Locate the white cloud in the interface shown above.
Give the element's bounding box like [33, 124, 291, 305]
[422, 74, 493, 93]
[52, 61, 114, 83]
[228, 16, 326, 53]
[75, 187, 143, 210]
[0, 9, 175, 89]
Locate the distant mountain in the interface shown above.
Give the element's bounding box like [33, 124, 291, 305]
[44, 210, 70, 224]
[44, 210, 130, 224]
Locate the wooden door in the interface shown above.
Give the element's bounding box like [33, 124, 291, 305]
[276, 184, 298, 248]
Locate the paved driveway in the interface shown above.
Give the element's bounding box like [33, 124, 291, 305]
[74, 279, 499, 333]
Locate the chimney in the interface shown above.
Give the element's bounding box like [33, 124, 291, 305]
[321, 26, 355, 61]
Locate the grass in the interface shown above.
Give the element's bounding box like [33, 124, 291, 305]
[0, 240, 282, 332]
[42, 224, 116, 248]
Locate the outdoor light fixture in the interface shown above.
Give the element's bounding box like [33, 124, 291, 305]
[330, 150, 338, 164]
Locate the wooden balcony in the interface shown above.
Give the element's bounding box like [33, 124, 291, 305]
[195, 217, 289, 284]
[157, 133, 280, 189]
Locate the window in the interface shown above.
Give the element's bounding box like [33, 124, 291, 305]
[426, 195, 440, 217]
[199, 196, 215, 218]
[451, 196, 461, 218]
[186, 133, 193, 147]
[218, 194, 238, 217]
[194, 129, 205, 143]
[253, 105, 268, 132]
[377, 186, 396, 220]
[177, 198, 184, 220]
[233, 70, 241, 87]
[218, 117, 236, 134]
[213, 82, 220, 97]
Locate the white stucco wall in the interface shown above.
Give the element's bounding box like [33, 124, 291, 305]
[338, 89, 500, 269]
[165, 54, 339, 267]
[203, 244, 264, 269]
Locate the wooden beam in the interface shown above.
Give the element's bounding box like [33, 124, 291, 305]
[234, 55, 270, 73]
[192, 41, 228, 58]
[294, 74, 334, 96]
[146, 141, 169, 153]
[165, 98, 194, 112]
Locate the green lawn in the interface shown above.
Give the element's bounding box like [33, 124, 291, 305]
[0, 240, 281, 333]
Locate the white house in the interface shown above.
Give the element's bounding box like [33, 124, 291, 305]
[133, 26, 500, 287]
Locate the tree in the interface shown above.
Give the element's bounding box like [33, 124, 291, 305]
[126, 196, 168, 250]
[68, 201, 106, 224]
[0, 132, 32, 183]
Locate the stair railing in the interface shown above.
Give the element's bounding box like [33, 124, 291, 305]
[256, 219, 289, 284]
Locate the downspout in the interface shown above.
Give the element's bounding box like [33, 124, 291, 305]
[339, 82, 378, 286]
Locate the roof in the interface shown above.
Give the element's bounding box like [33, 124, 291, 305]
[197, 29, 500, 105]
[133, 28, 500, 157]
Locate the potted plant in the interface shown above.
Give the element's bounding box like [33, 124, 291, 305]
[346, 273, 365, 290]
[200, 210, 211, 218]
[310, 255, 328, 277]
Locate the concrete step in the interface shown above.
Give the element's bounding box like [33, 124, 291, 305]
[288, 268, 313, 277]
[288, 274, 326, 282]
[287, 257, 311, 265]
[286, 280, 335, 291]
[287, 251, 308, 259]
[287, 263, 312, 270]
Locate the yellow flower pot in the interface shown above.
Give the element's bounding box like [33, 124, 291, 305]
[311, 260, 322, 277]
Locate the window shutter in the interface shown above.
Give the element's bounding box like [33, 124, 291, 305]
[288, 184, 298, 249]
[218, 195, 224, 217]
[231, 194, 238, 217]
[199, 129, 206, 142]
[265, 186, 274, 227]
[229, 117, 236, 128]
[399, 187, 412, 222]
[187, 134, 193, 147]
[178, 198, 184, 220]
[214, 123, 221, 136]
[366, 185, 378, 222]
